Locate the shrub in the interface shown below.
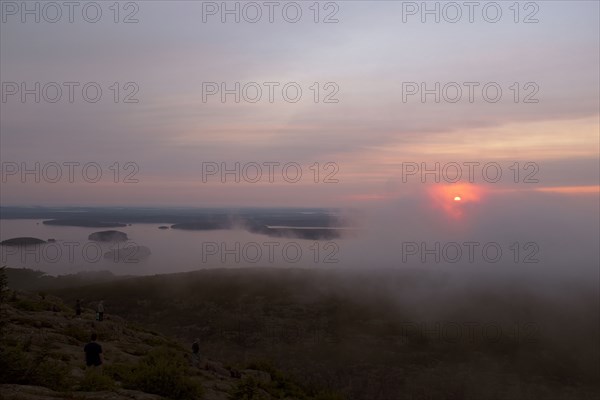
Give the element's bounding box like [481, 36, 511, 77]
[27, 355, 73, 391]
[104, 362, 135, 383]
[14, 299, 46, 312]
[122, 347, 203, 400]
[0, 343, 73, 391]
[0, 344, 30, 383]
[79, 369, 115, 391]
[243, 360, 308, 399]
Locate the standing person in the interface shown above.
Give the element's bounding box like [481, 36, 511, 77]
[75, 299, 82, 319]
[191, 338, 200, 367]
[84, 333, 103, 367]
[97, 300, 104, 321]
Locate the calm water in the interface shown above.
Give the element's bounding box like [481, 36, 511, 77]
[0, 219, 350, 275]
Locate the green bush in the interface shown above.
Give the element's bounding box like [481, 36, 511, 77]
[14, 299, 46, 312]
[28, 355, 73, 391]
[119, 347, 203, 400]
[243, 360, 308, 399]
[79, 368, 115, 391]
[104, 362, 135, 382]
[0, 343, 73, 391]
[0, 344, 30, 383]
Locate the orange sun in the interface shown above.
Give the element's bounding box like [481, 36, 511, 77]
[428, 184, 484, 218]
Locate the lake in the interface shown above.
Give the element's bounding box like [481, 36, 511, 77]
[0, 219, 349, 275]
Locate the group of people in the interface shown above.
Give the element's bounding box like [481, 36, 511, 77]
[83, 334, 202, 370]
[75, 299, 105, 321]
[80, 300, 203, 370]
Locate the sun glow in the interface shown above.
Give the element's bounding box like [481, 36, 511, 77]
[429, 184, 484, 218]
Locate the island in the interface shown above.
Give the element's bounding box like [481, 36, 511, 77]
[43, 219, 127, 228]
[171, 221, 233, 230]
[88, 230, 129, 242]
[0, 237, 47, 246]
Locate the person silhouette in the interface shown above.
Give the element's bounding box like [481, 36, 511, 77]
[97, 300, 104, 321]
[191, 338, 201, 367]
[84, 333, 103, 367]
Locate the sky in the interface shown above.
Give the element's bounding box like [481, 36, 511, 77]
[0, 0, 598, 209]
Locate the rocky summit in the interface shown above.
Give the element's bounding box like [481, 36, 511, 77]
[0, 289, 336, 400]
